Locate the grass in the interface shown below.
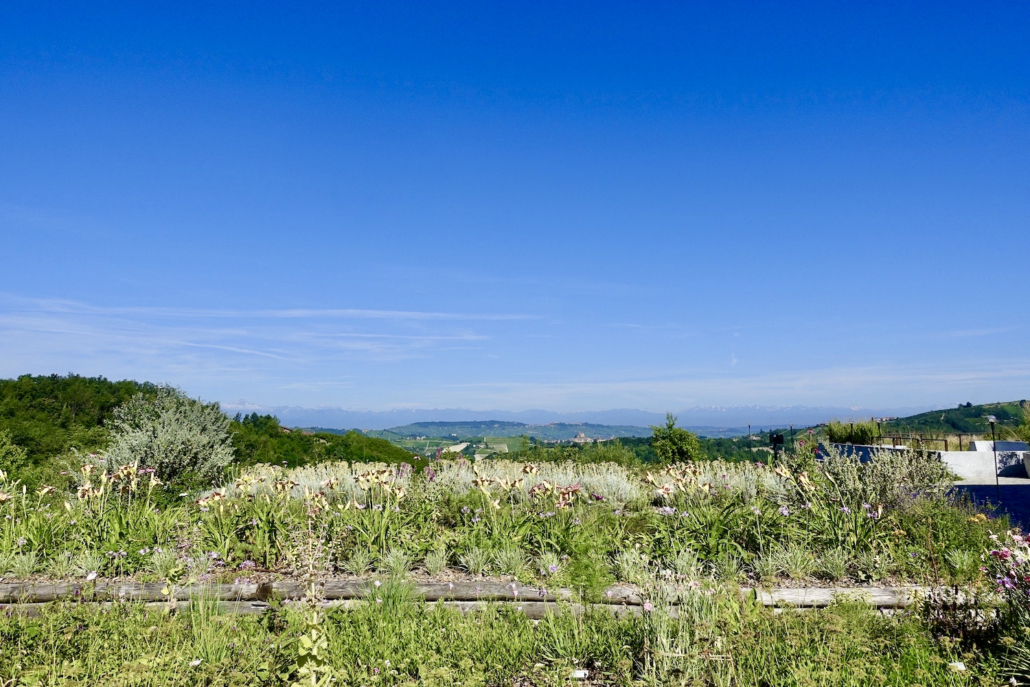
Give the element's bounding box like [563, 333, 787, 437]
[0, 588, 1003, 686]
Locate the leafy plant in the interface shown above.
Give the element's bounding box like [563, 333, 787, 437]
[423, 546, 449, 576]
[493, 547, 528, 577]
[818, 548, 850, 581]
[826, 421, 878, 445]
[458, 547, 492, 576]
[342, 549, 374, 576]
[100, 387, 234, 487]
[10, 552, 38, 578]
[613, 549, 649, 584]
[380, 548, 411, 578]
[650, 413, 703, 463]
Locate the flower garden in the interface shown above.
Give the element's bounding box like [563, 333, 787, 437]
[3, 441, 1030, 684]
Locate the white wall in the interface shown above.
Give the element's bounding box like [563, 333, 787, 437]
[941, 450, 1029, 482]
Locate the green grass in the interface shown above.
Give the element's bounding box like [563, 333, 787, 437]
[0, 592, 1003, 686]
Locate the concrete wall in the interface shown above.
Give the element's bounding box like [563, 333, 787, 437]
[940, 450, 1029, 481]
[970, 440, 1029, 452]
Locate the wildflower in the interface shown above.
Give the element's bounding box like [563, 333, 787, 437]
[778, 506, 790, 517]
[138, 548, 150, 556]
[656, 506, 676, 516]
[572, 518, 581, 525]
[384, 659, 391, 667]
[548, 564, 559, 574]
[189, 659, 202, 667]
[751, 507, 761, 516]
[840, 506, 851, 514]
[16, 537, 26, 547]
[375, 597, 383, 604]
[86, 571, 97, 581]
[471, 516, 481, 523]
[643, 602, 654, 612]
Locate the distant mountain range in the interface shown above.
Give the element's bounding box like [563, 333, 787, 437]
[222, 402, 937, 434]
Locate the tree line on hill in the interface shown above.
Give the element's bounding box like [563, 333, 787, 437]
[0, 375, 816, 495]
[0, 375, 415, 492]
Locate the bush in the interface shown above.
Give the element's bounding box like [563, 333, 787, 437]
[821, 444, 954, 510]
[825, 421, 878, 445]
[99, 387, 234, 488]
[650, 414, 703, 463]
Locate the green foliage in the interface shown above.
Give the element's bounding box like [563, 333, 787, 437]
[1014, 406, 1030, 443]
[650, 413, 703, 463]
[101, 387, 235, 488]
[0, 374, 155, 487]
[232, 413, 417, 470]
[0, 592, 998, 685]
[885, 400, 1025, 434]
[0, 430, 28, 475]
[826, 420, 878, 445]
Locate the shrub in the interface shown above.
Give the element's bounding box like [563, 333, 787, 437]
[825, 421, 878, 445]
[821, 444, 953, 510]
[650, 414, 703, 463]
[100, 387, 234, 488]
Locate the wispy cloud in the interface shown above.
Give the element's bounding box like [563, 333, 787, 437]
[942, 327, 1016, 338]
[0, 294, 511, 379]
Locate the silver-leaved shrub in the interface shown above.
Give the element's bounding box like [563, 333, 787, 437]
[100, 387, 234, 486]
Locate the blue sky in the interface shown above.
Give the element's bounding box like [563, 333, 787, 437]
[1, 2, 1028, 413]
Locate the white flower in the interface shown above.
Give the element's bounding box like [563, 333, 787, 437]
[86, 571, 97, 581]
[189, 659, 202, 667]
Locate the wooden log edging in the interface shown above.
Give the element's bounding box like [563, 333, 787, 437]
[0, 579, 929, 609]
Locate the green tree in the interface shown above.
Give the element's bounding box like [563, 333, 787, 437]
[0, 430, 28, 476]
[650, 413, 703, 463]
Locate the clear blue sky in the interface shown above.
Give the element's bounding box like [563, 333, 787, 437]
[1, 2, 1028, 412]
